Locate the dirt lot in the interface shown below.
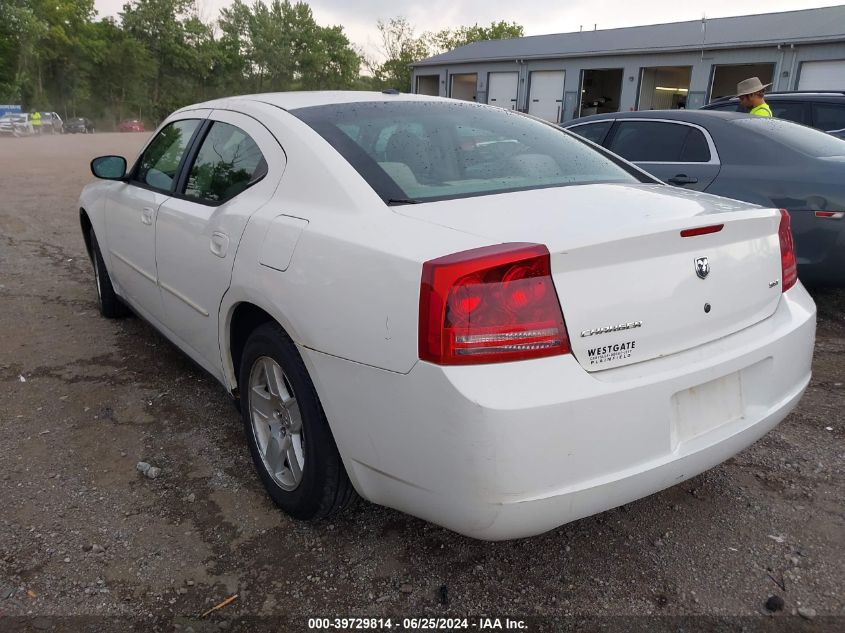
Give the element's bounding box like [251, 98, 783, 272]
[0, 133, 843, 632]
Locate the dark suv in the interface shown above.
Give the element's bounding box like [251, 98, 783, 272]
[700, 91, 845, 139]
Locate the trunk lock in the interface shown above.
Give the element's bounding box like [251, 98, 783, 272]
[704, 303, 712, 314]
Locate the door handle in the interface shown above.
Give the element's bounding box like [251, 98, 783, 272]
[141, 207, 154, 225]
[667, 174, 699, 186]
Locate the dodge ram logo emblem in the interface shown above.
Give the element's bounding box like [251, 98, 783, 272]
[695, 257, 710, 279]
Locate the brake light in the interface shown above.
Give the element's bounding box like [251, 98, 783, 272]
[815, 211, 844, 219]
[680, 224, 724, 237]
[778, 209, 797, 292]
[419, 243, 570, 365]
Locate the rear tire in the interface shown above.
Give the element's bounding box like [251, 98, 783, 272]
[89, 228, 128, 318]
[239, 322, 356, 520]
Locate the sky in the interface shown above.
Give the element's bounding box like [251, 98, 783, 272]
[92, 0, 843, 61]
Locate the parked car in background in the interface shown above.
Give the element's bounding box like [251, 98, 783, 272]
[64, 117, 95, 134]
[78, 93, 815, 539]
[39, 112, 63, 134]
[563, 110, 845, 286]
[118, 119, 145, 133]
[0, 113, 34, 136]
[701, 91, 845, 139]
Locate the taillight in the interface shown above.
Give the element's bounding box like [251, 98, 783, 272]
[680, 224, 724, 237]
[778, 209, 797, 292]
[419, 243, 570, 365]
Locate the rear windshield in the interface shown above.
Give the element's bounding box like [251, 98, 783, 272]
[733, 117, 845, 157]
[291, 101, 644, 204]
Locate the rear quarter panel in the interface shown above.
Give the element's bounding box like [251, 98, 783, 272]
[220, 104, 491, 384]
[705, 161, 845, 283]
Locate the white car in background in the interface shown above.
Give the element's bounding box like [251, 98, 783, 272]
[0, 113, 34, 136]
[78, 92, 816, 540]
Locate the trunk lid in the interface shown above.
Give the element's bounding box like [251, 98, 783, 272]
[397, 183, 784, 371]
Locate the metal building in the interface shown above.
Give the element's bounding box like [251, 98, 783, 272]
[410, 5, 845, 123]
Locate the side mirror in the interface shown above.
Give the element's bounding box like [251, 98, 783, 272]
[91, 155, 127, 180]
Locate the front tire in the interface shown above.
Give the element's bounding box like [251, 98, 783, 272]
[239, 323, 356, 520]
[89, 228, 127, 318]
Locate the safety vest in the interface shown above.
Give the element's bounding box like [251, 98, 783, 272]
[750, 103, 772, 117]
[31, 112, 41, 125]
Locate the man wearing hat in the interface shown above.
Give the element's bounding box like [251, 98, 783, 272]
[736, 77, 772, 117]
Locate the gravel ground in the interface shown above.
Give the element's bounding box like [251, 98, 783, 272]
[0, 133, 843, 632]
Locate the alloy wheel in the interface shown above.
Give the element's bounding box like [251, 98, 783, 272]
[248, 356, 305, 491]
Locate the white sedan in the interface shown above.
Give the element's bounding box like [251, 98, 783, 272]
[79, 92, 816, 540]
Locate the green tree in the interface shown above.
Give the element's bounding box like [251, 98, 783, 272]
[370, 17, 431, 91]
[430, 21, 524, 54]
[217, 0, 255, 94]
[120, 0, 206, 120]
[86, 17, 155, 124]
[370, 18, 524, 92]
[0, 0, 96, 110]
[218, 0, 359, 93]
[0, 2, 22, 101]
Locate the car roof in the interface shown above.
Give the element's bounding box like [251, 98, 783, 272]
[178, 91, 448, 113]
[563, 109, 750, 126]
[707, 92, 845, 104]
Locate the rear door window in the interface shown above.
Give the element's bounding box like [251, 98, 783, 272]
[608, 121, 710, 162]
[769, 101, 806, 125]
[812, 103, 845, 133]
[568, 121, 613, 144]
[680, 128, 712, 162]
[182, 122, 267, 203]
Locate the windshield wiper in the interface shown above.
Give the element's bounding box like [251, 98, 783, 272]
[386, 197, 422, 205]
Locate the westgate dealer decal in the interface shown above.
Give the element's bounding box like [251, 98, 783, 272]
[586, 340, 637, 365]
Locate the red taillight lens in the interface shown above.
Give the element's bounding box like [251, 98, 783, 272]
[778, 209, 798, 292]
[419, 243, 570, 365]
[680, 224, 724, 237]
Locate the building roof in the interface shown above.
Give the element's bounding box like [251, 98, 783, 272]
[413, 5, 845, 67]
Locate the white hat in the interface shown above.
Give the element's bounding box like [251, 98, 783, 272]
[735, 77, 772, 97]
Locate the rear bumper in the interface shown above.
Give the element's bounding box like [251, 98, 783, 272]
[304, 284, 816, 540]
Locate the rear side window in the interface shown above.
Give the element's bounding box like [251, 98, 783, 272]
[769, 101, 805, 124]
[813, 103, 845, 132]
[291, 101, 644, 204]
[733, 117, 845, 157]
[568, 121, 613, 144]
[608, 121, 711, 162]
[183, 122, 267, 203]
[135, 120, 200, 191]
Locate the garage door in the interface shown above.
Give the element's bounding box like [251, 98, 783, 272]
[798, 60, 845, 90]
[487, 72, 518, 110]
[528, 71, 565, 122]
